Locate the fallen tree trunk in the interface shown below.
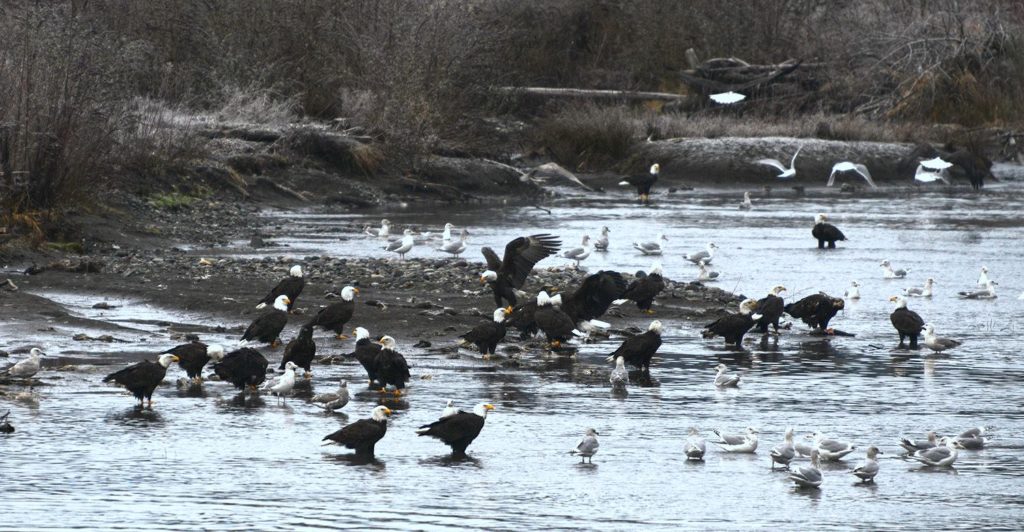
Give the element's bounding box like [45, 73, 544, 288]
[494, 86, 690, 103]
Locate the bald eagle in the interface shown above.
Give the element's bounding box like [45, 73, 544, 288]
[103, 353, 179, 408]
[753, 285, 787, 334]
[346, 327, 383, 386]
[506, 298, 540, 339]
[242, 295, 289, 347]
[889, 296, 925, 348]
[374, 336, 410, 395]
[459, 307, 511, 355]
[559, 270, 628, 323]
[784, 293, 845, 331]
[213, 348, 269, 391]
[619, 163, 660, 204]
[614, 263, 666, 314]
[605, 320, 663, 371]
[306, 286, 358, 338]
[416, 403, 495, 456]
[480, 234, 561, 307]
[702, 298, 760, 345]
[165, 342, 224, 383]
[322, 405, 391, 456]
[256, 265, 304, 310]
[812, 214, 846, 249]
[533, 291, 579, 347]
[281, 324, 316, 377]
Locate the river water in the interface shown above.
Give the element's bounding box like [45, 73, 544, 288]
[3, 184, 1024, 530]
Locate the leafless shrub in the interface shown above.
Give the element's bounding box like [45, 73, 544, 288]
[533, 103, 643, 170]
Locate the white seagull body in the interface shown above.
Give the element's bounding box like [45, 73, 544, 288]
[959, 280, 997, 299]
[880, 259, 909, 279]
[685, 242, 718, 265]
[770, 428, 797, 470]
[569, 428, 600, 463]
[978, 266, 990, 286]
[610, 356, 628, 388]
[1, 348, 45, 379]
[438, 228, 468, 257]
[914, 163, 950, 183]
[685, 428, 706, 460]
[851, 446, 882, 483]
[697, 261, 719, 282]
[739, 191, 753, 210]
[845, 281, 861, 300]
[267, 362, 298, 400]
[713, 427, 759, 453]
[910, 438, 959, 467]
[903, 277, 934, 297]
[756, 146, 802, 179]
[633, 233, 667, 255]
[710, 91, 746, 104]
[810, 431, 856, 461]
[563, 235, 592, 268]
[713, 363, 740, 388]
[789, 449, 823, 488]
[923, 324, 962, 352]
[828, 161, 878, 189]
[384, 229, 415, 259]
[594, 226, 610, 251]
[441, 400, 459, 419]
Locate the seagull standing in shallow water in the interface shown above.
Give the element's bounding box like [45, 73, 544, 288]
[685, 242, 718, 265]
[384, 229, 415, 259]
[438, 228, 468, 257]
[959, 280, 997, 299]
[713, 427, 759, 453]
[770, 428, 797, 470]
[852, 446, 882, 483]
[594, 226, 610, 251]
[845, 281, 861, 300]
[739, 191, 753, 210]
[809, 431, 856, 461]
[756, 146, 802, 179]
[828, 161, 877, 189]
[713, 363, 740, 387]
[562, 235, 592, 269]
[685, 428, 706, 460]
[978, 266, 991, 286]
[1, 348, 45, 379]
[880, 259, 910, 279]
[633, 233, 667, 255]
[789, 449, 823, 488]
[569, 428, 600, 463]
[610, 356, 628, 389]
[904, 277, 934, 297]
[922, 324, 962, 352]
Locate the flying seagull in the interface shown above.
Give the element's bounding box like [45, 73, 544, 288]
[756, 146, 802, 179]
[710, 91, 746, 105]
[828, 161, 877, 189]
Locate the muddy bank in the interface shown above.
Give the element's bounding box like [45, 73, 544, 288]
[1, 254, 740, 370]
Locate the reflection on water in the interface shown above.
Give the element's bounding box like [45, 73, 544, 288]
[3, 187, 1024, 529]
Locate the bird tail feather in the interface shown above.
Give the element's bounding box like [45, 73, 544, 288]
[618, 181, 630, 186]
[612, 298, 629, 305]
[588, 319, 611, 329]
[255, 302, 267, 310]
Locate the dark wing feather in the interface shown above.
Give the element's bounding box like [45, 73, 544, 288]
[562, 271, 628, 322]
[500, 234, 561, 288]
[481, 247, 503, 272]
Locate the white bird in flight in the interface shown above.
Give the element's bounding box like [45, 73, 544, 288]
[756, 146, 802, 179]
[709, 91, 746, 105]
[828, 161, 877, 189]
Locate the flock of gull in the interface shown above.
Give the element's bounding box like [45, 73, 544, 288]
[0, 150, 1005, 490]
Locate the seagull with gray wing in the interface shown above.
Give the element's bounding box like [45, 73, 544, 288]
[569, 428, 600, 463]
[756, 146, 802, 179]
[828, 161, 877, 189]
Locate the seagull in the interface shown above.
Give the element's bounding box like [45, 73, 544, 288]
[978, 266, 990, 286]
[794, 440, 815, 458]
[685, 242, 718, 265]
[900, 431, 939, 453]
[828, 161, 878, 189]
[789, 449, 823, 488]
[852, 446, 882, 483]
[756, 146, 802, 179]
[922, 324, 962, 352]
[845, 281, 861, 300]
[685, 428, 706, 460]
[739, 191, 753, 210]
[880, 259, 910, 279]
[770, 428, 797, 470]
[442, 223, 454, 241]
[373, 219, 391, 238]
[959, 280, 997, 299]
[384, 229, 415, 259]
[920, 156, 954, 171]
[710, 91, 746, 104]
[311, 380, 350, 412]
[633, 233, 667, 255]
[1, 348, 45, 379]
[713, 427, 759, 453]
[266, 361, 298, 402]
[610, 356, 628, 389]
[955, 428, 988, 450]
[569, 428, 600, 463]
[910, 438, 959, 467]
[904, 277, 934, 297]
[914, 163, 950, 183]
[438, 228, 469, 257]
[441, 400, 459, 419]
[519, 162, 595, 191]
[810, 431, 856, 461]
[594, 226, 610, 251]
[713, 363, 740, 388]
[697, 260, 719, 282]
[562, 235, 592, 269]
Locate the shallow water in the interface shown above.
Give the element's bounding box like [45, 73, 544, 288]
[4, 185, 1024, 530]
